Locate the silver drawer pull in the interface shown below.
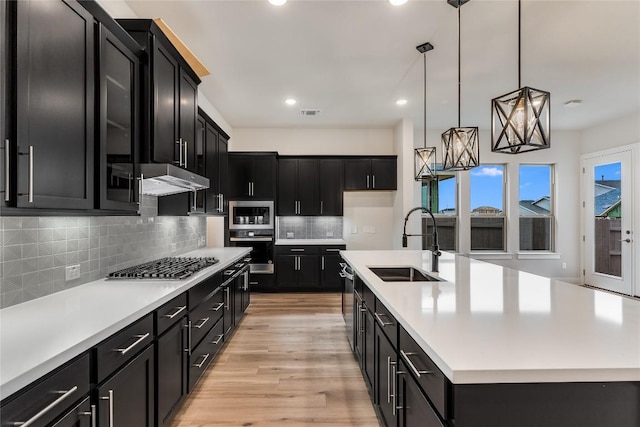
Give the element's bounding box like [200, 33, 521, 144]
[211, 334, 224, 345]
[193, 353, 210, 368]
[115, 332, 150, 355]
[400, 350, 432, 378]
[79, 404, 97, 427]
[211, 302, 225, 311]
[193, 317, 210, 329]
[162, 305, 186, 319]
[224, 269, 235, 276]
[326, 248, 341, 252]
[11, 386, 78, 427]
[290, 248, 305, 252]
[4, 139, 9, 201]
[374, 312, 393, 327]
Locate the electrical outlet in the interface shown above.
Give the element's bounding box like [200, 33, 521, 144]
[286, 232, 294, 238]
[351, 226, 358, 234]
[171, 243, 177, 252]
[326, 231, 334, 238]
[65, 264, 81, 281]
[562, 262, 567, 269]
[363, 226, 376, 234]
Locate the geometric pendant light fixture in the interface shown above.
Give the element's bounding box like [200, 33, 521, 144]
[442, 0, 480, 171]
[414, 42, 437, 182]
[491, 0, 550, 153]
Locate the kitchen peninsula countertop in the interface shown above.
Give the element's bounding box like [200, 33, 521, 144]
[340, 250, 640, 385]
[0, 247, 251, 400]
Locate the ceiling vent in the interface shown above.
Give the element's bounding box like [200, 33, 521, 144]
[300, 109, 321, 116]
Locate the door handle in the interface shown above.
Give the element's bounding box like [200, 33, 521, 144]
[620, 238, 632, 243]
[366, 174, 370, 189]
[322, 256, 325, 271]
[184, 321, 192, 355]
[372, 175, 376, 189]
[12, 386, 78, 427]
[400, 350, 431, 378]
[100, 389, 114, 427]
[184, 139, 188, 169]
[176, 138, 183, 166]
[320, 200, 323, 215]
[4, 139, 9, 201]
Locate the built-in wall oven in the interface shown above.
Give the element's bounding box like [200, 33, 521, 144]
[228, 201, 274, 274]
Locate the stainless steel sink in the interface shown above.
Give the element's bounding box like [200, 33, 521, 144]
[368, 267, 443, 282]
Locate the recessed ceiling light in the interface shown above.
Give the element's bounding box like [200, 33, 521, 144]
[269, 0, 287, 5]
[396, 99, 408, 106]
[285, 98, 297, 106]
[564, 99, 583, 108]
[389, 0, 408, 5]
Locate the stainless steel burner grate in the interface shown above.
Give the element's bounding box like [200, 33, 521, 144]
[107, 257, 219, 280]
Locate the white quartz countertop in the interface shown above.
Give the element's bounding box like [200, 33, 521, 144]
[0, 247, 251, 400]
[341, 250, 640, 385]
[275, 239, 346, 246]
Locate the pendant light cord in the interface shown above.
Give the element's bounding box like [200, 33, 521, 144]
[423, 52, 427, 148]
[457, 0, 461, 127]
[518, 0, 521, 88]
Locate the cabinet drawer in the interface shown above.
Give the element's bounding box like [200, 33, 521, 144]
[399, 326, 449, 420]
[361, 282, 375, 311]
[1, 353, 90, 427]
[188, 271, 225, 309]
[321, 245, 345, 255]
[374, 298, 398, 349]
[95, 314, 154, 383]
[189, 288, 224, 349]
[156, 293, 188, 335]
[189, 318, 225, 390]
[276, 245, 321, 255]
[52, 396, 91, 427]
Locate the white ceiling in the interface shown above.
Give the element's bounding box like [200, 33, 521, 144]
[122, 0, 640, 131]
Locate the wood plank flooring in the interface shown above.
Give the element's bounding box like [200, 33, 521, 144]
[170, 293, 379, 427]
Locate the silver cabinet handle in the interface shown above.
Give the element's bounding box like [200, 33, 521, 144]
[387, 356, 391, 404]
[225, 287, 230, 309]
[322, 256, 325, 271]
[366, 174, 370, 189]
[184, 321, 192, 355]
[80, 403, 97, 427]
[339, 262, 346, 267]
[115, 332, 150, 355]
[374, 312, 393, 327]
[291, 248, 305, 252]
[327, 248, 341, 252]
[100, 389, 114, 427]
[193, 317, 209, 329]
[193, 353, 210, 368]
[138, 173, 143, 205]
[211, 302, 224, 311]
[218, 193, 224, 212]
[184, 139, 188, 169]
[4, 139, 9, 201]
[211, 334, 224, 345]
[28, 145, 33, 203]
[400, 350, 431, 378]
[320, 200, 323, 215]
[391, 361, 398, 415]
[224, 269, 235, 276]
[163, 305, 186, 319]
[127, 173, 133, 202]
[12, 386, 78, 427]
[176, 138, 183, 166]
[373, 175, 376, 189]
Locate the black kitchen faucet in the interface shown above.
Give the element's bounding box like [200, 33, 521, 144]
[402, 207, 442, 273]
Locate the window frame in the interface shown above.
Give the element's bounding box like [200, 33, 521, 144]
[518, 163, 556, 252]
[469, 164, 507, 252]
[421, 169, 458, 252]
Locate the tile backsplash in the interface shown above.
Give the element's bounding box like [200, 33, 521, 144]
[0, 215, 206, 309]
[276, 216, 343, 240]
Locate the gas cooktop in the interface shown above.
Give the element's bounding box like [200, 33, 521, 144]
[107, 257, 219, 280]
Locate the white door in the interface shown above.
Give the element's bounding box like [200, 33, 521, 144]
[582, 149, 635, 296]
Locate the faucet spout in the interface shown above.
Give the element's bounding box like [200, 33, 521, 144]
[401, 207, 441, 272]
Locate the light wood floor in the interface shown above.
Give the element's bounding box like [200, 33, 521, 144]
[169, 293, 379, 427]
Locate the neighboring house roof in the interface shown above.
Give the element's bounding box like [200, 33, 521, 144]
[597, 180, 621, 190]
[599, 200, 621, 218]
[472, 206, 502, 215]
[519, 200, 550, 215]
[594, 188, 621, 216]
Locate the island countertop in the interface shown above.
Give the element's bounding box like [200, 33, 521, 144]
[340, 250, 640, 385]
[0, 247, 251, 400]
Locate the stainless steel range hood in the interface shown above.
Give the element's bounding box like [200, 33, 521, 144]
[139, 164, 209, 196]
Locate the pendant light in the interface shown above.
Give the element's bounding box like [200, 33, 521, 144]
[442, 0, 479, 171]
[491, 0, 550, 153]
[414, 42, 437, 182]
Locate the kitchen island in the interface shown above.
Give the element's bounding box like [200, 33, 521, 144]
[341, 249, 640, 426]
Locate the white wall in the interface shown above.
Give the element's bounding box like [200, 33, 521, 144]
[232, 127, 397, 250]
[393, 119, 421, 250]
[580, 112, 640, 154]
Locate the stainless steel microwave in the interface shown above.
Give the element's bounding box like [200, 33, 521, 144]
[228, 200, 274, 230]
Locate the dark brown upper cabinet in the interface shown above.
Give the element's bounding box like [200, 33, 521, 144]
[344, 157, 397, 191]
[116, 19, 201, 171]
[97, 23, 142, 212]
[7, 0, 95, 209]
[228, 152, 277, 200]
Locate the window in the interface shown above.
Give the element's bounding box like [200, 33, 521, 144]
[470, 165, 505, 251]
[519, 164, 554, 251]
[422, 172, 457, 251]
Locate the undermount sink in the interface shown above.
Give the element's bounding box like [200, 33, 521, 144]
[368, 267, 443, 282]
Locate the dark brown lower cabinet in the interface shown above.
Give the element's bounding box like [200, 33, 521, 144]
[156, 318, 187, 426]
[52, 397, 92, 427]
[397, 359, 444, 427]
[375, 325, 397, 427]
[96, 345, 155, 427]
[222, 280, 235, 336]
